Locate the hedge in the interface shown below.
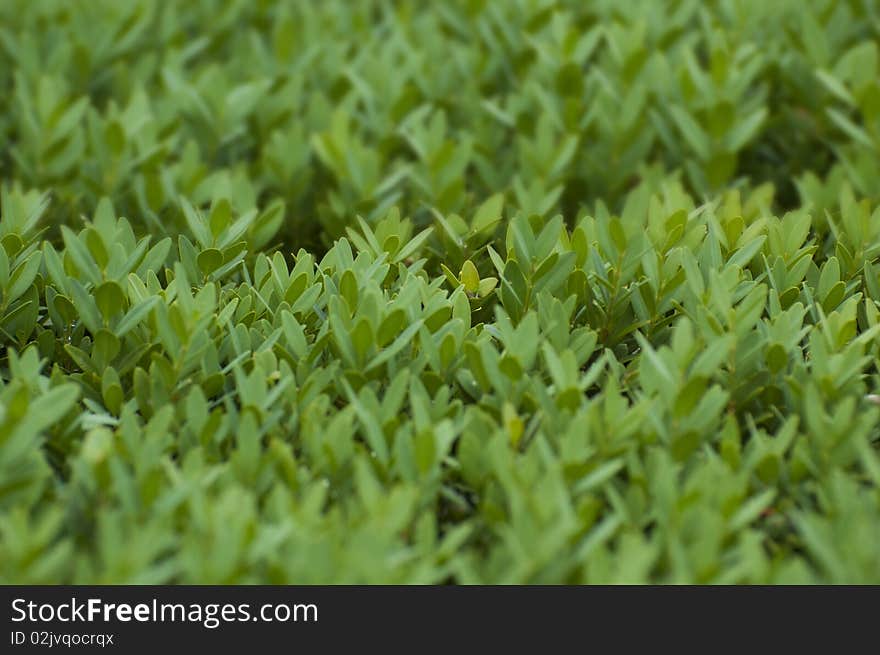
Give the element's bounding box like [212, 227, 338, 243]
[2, 0, 880, 583]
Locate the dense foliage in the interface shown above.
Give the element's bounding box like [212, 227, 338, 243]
[2, 0, 880, 583]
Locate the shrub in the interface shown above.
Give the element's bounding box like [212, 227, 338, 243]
[1, 0, 880, 583]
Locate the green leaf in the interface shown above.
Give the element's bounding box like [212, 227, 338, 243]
[24, 384, 80, 434]
[94, 280, 126, 321]
[115, 297, 159, 338]
[6, 252, 41, 303]
[367, 319, 423, 371]
[670, 105, 710, 160]
[725, 108, 768, 151]
[61, 226, 102, 285]
[180, 199, 212, 249]
[460, 259, 480, 293]
[729, 489, 776, 531]
[472, 193, 504, 234]
[197, 248, 224, 276]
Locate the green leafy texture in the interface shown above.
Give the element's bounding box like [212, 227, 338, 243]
[2, 0, 880, 585]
